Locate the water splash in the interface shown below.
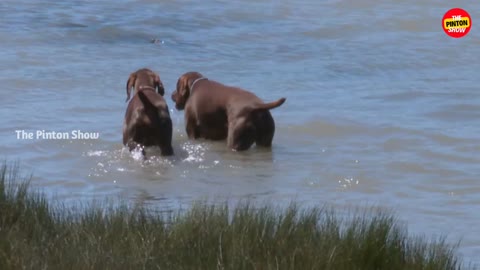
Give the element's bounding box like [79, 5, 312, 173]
[338, 177, 360, 190]
[86, 150, 107, 157]
[182, 142, 208, 163]
[131, 146, 144, 161]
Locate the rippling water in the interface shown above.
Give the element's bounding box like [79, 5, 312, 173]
[0, 0, 479, 264]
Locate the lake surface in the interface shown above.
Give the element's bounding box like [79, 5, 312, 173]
[1, 0, 479, 264]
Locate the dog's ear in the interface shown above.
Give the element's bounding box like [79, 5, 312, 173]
[178, 75, 190, 98]
[154, 74, 165, 96]
[126, 72, 137, 102]
[171, 75, 190, 110]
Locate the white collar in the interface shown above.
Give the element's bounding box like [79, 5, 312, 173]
[190, 77, 208, 93]
[138, 85, 156, 91]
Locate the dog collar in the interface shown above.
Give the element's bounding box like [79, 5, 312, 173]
[138, 85, 156, 91]
[190, 77, 208, 93]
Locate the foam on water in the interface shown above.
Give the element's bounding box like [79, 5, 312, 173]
[181, 142, 208, 163]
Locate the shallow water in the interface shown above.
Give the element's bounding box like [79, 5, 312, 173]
[1, 0, 479, 264]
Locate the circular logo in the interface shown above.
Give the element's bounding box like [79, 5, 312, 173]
[443, 8, 472, 38]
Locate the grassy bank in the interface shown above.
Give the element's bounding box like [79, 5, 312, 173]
[0, 163, 468, 270]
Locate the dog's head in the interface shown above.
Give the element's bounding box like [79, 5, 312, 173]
[125, 68, 165, 102]
[171, 71, 204, 110]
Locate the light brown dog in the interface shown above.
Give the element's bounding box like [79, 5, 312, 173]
[171, 71, 286, 151]
[123, 68, 173, 156]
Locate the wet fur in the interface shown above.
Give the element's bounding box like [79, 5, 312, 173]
[123, 68, 173, 157]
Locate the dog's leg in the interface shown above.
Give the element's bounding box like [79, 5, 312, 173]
[160, 145, 174, 156]
[227, 121, 255, 151]
[127, 141, 137, 152]
[127, 141, 146, 159]
[186, 120, 200, 139]
[158, 118, 174, 156]
[255, 112, 275, 147]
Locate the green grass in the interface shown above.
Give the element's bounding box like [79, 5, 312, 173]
[0, 162, 471, 270]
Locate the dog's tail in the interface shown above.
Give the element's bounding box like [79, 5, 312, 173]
[137, 91, 157, 113]
[254, 97, 286, 111]
[137, 91, 170, 121]
[138, 91, 170, 119]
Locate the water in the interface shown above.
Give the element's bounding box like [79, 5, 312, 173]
[1, 0, 479, 264]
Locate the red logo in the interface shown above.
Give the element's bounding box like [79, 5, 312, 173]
[443, 8, 472, 38]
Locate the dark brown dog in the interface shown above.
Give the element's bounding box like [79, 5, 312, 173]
[171, 71, 286, 151]
[123, 68, 173, 156]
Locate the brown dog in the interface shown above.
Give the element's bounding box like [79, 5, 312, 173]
[171, 71, 286, 151]
[123, 68, 173, 156]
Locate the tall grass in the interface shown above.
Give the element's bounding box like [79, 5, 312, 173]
[0, 162, 469, 270]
